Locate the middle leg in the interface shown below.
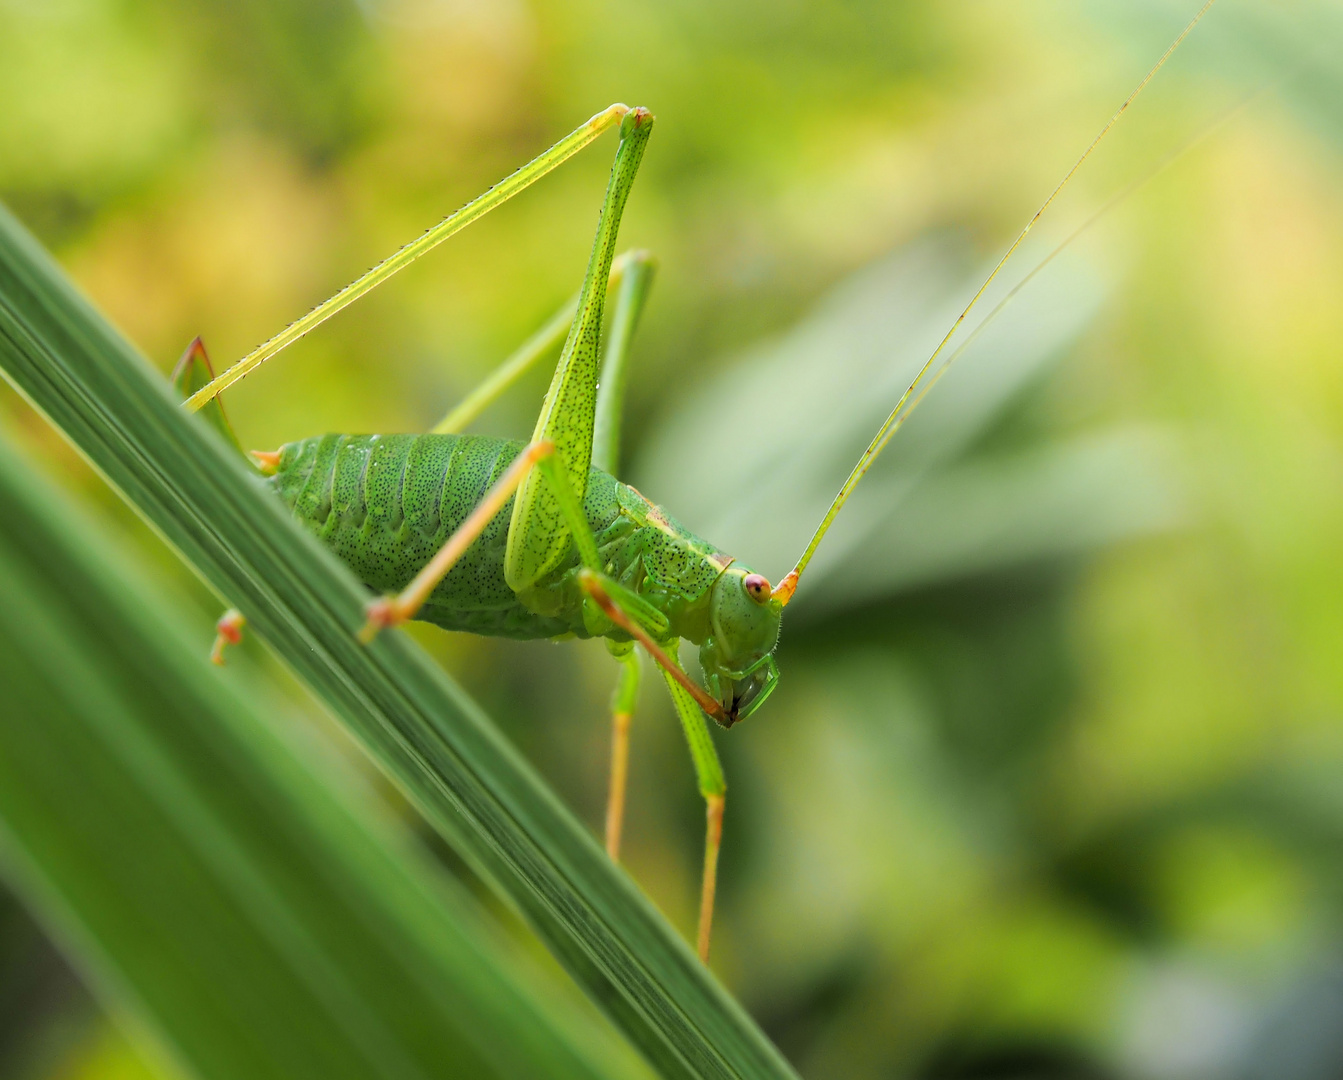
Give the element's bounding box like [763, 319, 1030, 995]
[657, 659, 727, 964]
[604, 641, 640, 860]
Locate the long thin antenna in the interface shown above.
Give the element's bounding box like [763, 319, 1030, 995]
[877, 88, 1259, 481]
[772, 0, 1218, 606]
[185, 104, 632, 412]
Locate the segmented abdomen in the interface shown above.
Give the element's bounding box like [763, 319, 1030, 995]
[268, 433, 621, 639]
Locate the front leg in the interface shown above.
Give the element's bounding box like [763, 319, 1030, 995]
[657, 653, 727, 965]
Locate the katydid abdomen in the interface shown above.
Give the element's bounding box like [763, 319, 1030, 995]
[268, 432, 735, 644]
[188, 11, 1212, 960]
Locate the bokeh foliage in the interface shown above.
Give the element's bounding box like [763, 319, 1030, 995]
[0, 426, 652, 1080]
[4, 0, 1343, 1078]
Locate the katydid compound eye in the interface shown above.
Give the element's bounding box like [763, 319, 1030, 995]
[743, 573, 771, 603]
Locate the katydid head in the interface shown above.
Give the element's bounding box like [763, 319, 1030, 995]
[700, 567, 782, 727]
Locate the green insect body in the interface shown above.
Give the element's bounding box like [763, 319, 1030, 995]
[268, 432, 782, 716]
[188, 16, 1210, 954]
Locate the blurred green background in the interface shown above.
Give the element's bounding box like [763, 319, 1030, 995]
[3, 0, 1343, 1077]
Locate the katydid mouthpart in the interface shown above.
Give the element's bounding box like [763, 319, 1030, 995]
[179, 0, 1218, 966]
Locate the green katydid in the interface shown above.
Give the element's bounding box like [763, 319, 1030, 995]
[178, 0, 1216, 965]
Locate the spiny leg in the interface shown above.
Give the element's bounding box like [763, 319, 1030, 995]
[185, 104, 638, 413]
[579, 572, 728, 961]
[514, 445, 731, 926]
[604, 642, 640, 860]
[469, 108, 658, 864]
[434, 249, 651, 436]
[496, 240, 687, 865]
[507, 443, 713, 891]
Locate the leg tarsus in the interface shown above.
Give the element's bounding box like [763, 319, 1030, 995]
[698, 793, 725, 962]
[605, 707, 631, 858]
[211, 608, 245, 665]
[655, 660, 728, 964]
[357, 596, 404, 643]
[604, 644, 640, 860]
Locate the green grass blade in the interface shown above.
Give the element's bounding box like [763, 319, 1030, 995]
[0, 432, 651, 1080]
[0, 205, 798, 1080]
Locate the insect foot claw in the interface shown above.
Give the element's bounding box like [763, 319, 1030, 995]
[358, 597, 403, 644]
[211, 608, 246, 665]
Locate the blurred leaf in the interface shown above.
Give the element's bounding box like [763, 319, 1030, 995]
[0, 205, 797, 1080]
[51, 1024, 166, 1080]
[0, 2, 187, 198]
[0, 429, 649, 1080]
[185, 0, 378, 156]
[1240, 966, 1343, 1080]
[809, 427, 1184, 617]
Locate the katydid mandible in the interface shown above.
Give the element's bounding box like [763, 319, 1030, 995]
[180, 1, 1216, 965]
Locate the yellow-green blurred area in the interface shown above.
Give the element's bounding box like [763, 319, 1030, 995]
[3, 0, 1343, 1077]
